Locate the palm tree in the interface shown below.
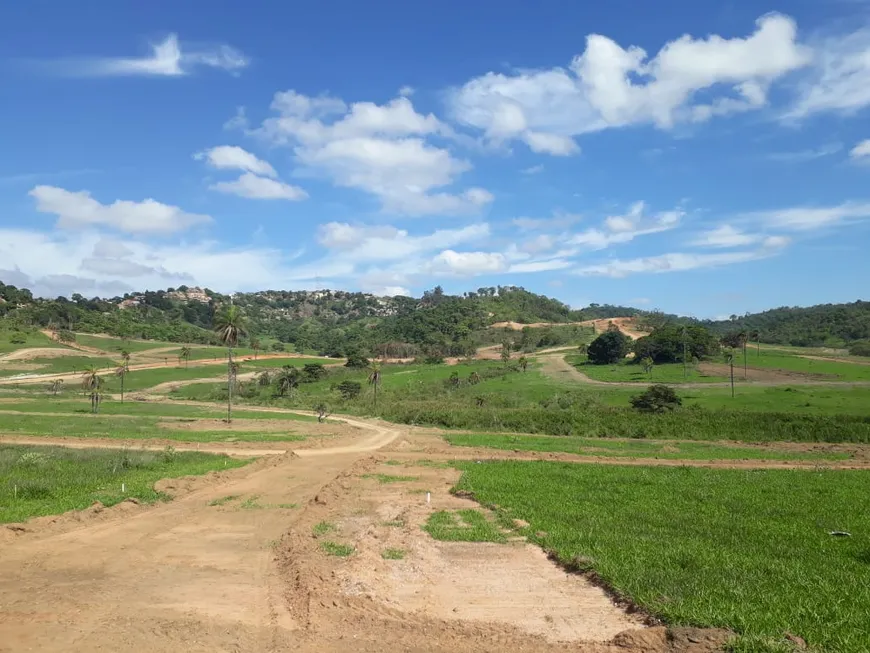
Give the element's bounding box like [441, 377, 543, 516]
[115, 365, 128, 403]
[214, 304, 248, 423]
[500, 340, 512, 365]
[81, 365, 104, 414]
[518, 356, 529, 372]
[120, 349, 132, 370]
[368, 362, 382, 408]
[275, 365, 301, 397]
[738, 330, 748, 380]
[641, 356, 654, 377]
[251, 338, 261, 360]
[179, 346, 191, 368]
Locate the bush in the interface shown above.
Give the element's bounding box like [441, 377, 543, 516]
[587, 329, 630, 364]
[302, 363, 327, 382]
[345, 354, 370, 369]
[8, 333, 26, 345]
[630, 385, 682, 413]
[271, 342, 286, 352]
[336, 380, 362, 400]
[848, 340, 870, 357]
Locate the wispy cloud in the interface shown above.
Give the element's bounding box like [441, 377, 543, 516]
[36, 34, 248, 77]
[767, 142, 842, 162]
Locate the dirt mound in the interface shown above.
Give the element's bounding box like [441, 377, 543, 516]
[697, 363, 833, 383]
[0, 347, 98, 362]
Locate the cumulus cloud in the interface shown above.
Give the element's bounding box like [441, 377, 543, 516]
[209, 173, 308, 200]
[430, 250, 507, 276]
[250, 91, 492, 215]
[576, 249, 778, 278]
[29, 186, 211, 235]
[450, 13, 810, 153]
[194, 146, 277, 177]
[568, 202, 683, 250]
[42, 34, 248, 77]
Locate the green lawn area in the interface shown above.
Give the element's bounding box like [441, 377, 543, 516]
[565, 353, 728, 383]
[162, 346, 262, 361]
[0, 444, 249, 523]
[0, 355, 119, 378]
[0, 412, 307, 442]
[454, 461, 870, 652]
[0, 328, 68, 354]
[443, 432, 849, 462]
[73, 334, 178, 353]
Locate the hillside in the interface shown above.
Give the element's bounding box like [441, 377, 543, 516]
[702, 301, 870, 348]
[0, 281, 625, 357]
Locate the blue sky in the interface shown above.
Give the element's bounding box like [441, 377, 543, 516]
[1, 0, 869, 318]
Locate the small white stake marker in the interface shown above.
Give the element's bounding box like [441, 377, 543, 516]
[426, 492, 431, 504]
[121, 483, 126, 493]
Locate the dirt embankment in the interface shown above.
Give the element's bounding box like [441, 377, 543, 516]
[490, 317, 646, 340]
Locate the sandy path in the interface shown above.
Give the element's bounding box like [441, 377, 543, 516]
[0, 347, 98, 362]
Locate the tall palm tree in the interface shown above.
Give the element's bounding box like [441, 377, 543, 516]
[179, 346, 191, 368]
[251, 337, 261, 360]
[214, 304, 248, 423]
[81, 365, 104, 414]
[120, 349, 132, 370]
[368, 362, 382, 408]
[115, 365, 128, 403]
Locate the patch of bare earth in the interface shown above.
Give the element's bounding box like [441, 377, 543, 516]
[697, 362, 833, 383]
[279, 456, 730, 652]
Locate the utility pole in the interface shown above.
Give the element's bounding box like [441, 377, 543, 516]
[729, 354, 735, 398]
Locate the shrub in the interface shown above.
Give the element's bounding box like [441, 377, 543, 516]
[848, 340, 870, 357]
[302, 363, 327, 382]
[345, 354, 370, 369]
[271, 342, 286, 352]
[336, 380, 362, 400]
[8, 333, 26, 345]
[630, 384, 682, 413]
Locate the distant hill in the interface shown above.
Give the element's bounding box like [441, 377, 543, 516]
[0, 280, 642, 357]
[701, 302, 870, 347]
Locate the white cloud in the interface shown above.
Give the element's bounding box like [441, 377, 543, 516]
[430, 250, 507, 276]
[209, 173, 308, 200]
[508, 258, 573, 273]
[194, 146, 277, 177]
[569, 203, 683, 249]
[787, 29, 870, 118]
[512, 213, 582, 231]
[521, 164, 544, 175]
[767, 142, 842, 162]
[850, 139, 870, 160]
[378, 285, 411, 297]
[576, 248, 783, 278]
[745, 201, 870, 230]
[29, 186, 211, 234]
[398, 86, 415, 97]
[252, 92, 491, 216]
[316, 222, 489, 263]
[48, 34, 248, 77]
[450, 13, 810, 153]
[690, 225, 761, 248]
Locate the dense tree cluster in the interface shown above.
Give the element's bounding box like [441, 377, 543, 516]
[632, 325, 720, 363]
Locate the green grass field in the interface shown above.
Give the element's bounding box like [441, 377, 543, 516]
[0, 328, 67, 354]
[0, 355, 119, 378]
[0, 412, 307, 443]
[443, 432, 849, 461]
[453, 461, 870, 652]
[0, 444, 249, 523]
[565, 353, 728, 383]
